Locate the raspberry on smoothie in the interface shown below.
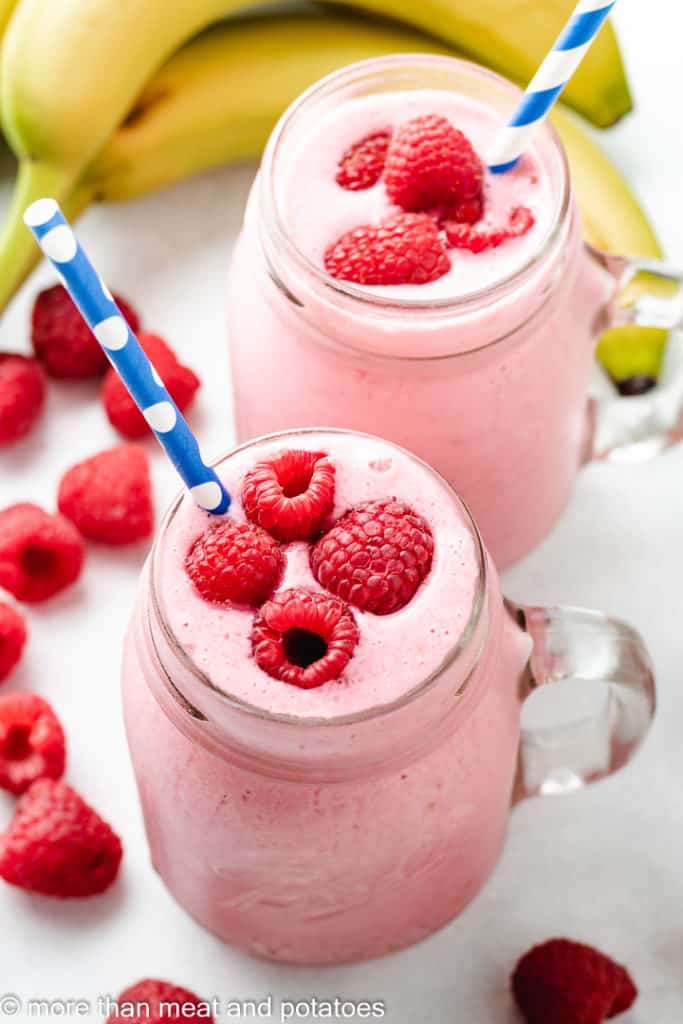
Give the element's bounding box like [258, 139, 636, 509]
[278, 89, 545, 300]
[157, 431, 478, 717]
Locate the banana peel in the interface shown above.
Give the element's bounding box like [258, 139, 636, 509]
[0, 8, 662, 379]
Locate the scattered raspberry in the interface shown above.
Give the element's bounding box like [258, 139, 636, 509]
[0, 503, 85, 603]
[444, 205, 535, 253]
[336, 130, 391, 191]
[186, 519, 284, 607]
[102, 333, 199, 439]
[324, 213, 450, 286]
[252, 588, 358, 689]
[242, 449, 335, 541]
[0, 778, 122, 897]
[58, 444, 153, 545]
[0, 692, 66, 795]
[106, 979, 214, 1024]
[0, 601, 27, 684]
[0, 353, 46, 446]
[384, 114, 484, 213]
[32, 284, 139, 379]
[512, 938, 638, 1024]
[311, 498, 433, 615]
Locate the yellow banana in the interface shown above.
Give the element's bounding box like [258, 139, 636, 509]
[0, 0, 16, 38]
[0, 0, 630, 230]
[0, 8, 659, 378]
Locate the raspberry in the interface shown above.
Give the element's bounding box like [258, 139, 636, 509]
[251, 588, 359, 689]
[427, 195, 484, 227]
[0, 692, 66, 795]
[384, 114, 484, 213]
[0, 778, 122, 898]
[0, 503, 85, 603]
[102, 333, 200, 439]
[107, 980, 215, 1024]
[58, 444, 153, 545]
[324, 213, 450, 286]
[0, 353, 46, 446]
[32, 284, 139, 379]
[512, 938, 638, 1024]
[242, 449, 335, 541]
[186, 519, 284, 607]
[0, 601, 27, 684]
[445, 205, 535, 253]
[336, 130, 391, 191]
[311, 498, 433, 615]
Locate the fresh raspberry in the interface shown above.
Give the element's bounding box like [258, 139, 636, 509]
[0, 353, 46, 446]
[336, 130, 391, 191]
[0, 778, 122, 898]
[107, 979, 214, 1024]
[427, 195, 484, 227]
[32, 284, 139, 379]
[0, 692, 66, 795]
[0, 503, 85, 603]
[324, 213, 450, 286]
[511, 938, 638, 1024]
[102, 333, 200, 439]
[445, 205, 535, 253]
[384, 114, 484, 213]
[58, 444, 153, 545]
[186, 519, 284, 607]
[0, 601, 27, 684]
[242, 449, 335, 541]
[311, 499, 433, 615]
[252, 588, 359, 689]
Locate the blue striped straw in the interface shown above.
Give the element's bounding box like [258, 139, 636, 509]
[488, 0, 618, 174]
[24, 198, 231, 516]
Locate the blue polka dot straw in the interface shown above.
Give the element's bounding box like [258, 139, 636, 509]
[488, 0, 618, 174]
[24, 198, 231, 516]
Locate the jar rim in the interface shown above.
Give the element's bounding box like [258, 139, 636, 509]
[148, 428, 488, 731]
[259, 54, 572, 329]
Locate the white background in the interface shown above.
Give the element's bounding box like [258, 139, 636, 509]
[0, 4, 681, 1021]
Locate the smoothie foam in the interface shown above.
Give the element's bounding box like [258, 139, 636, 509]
[156, 431, 479, 718]
[277, 89, 555, 303]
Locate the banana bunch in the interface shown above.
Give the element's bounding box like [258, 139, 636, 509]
[0, 1, 665, 380]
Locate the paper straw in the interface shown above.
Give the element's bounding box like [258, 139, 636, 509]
[24, 198, 231, 516]
[488, 0, 618, 174]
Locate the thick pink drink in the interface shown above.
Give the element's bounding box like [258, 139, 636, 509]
[122, 430, 655, 964]
[227, 57, 614, 567]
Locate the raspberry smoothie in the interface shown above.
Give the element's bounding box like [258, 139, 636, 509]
[122, 429, 655, 964]
[227, 57, 613, 567]
[154, 432, 478, 717]
[282, 90, 552, 302]
[122, 429, 530, 963]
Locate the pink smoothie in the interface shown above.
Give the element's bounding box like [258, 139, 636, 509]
[122, 430, 533, 964]
[227, 57, 614, 567]
[278, 89, 554, 305]
[156, 431, 478, 718]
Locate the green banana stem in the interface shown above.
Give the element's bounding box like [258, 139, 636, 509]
[0, 159, 76, 311]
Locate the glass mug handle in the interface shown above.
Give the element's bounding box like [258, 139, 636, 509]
[586, 247, 683, 460]
[506, 599, 656, 802]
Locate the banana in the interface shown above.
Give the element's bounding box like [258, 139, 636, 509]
[550, 107, 667, 381]
[0, 8, 659, 378]
[0, 0, 630, 223]
[0, 0, 17, 39]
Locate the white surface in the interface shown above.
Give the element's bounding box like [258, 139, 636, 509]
[0, 4, 681, 1021]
